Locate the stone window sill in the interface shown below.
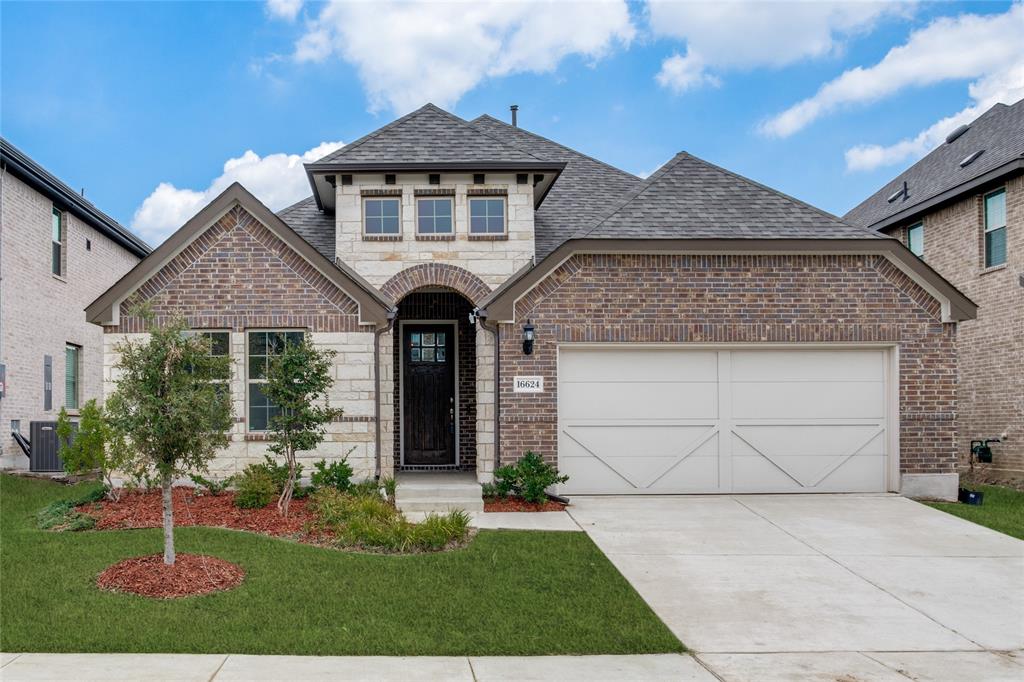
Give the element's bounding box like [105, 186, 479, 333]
[980, 263, 1007, 276]
[52, 273, 67, 284]
[468, 233, 508, 241]
[244, 433, 272, 441]
[415, 234, 455, 241]
[363, 234, 403, 242]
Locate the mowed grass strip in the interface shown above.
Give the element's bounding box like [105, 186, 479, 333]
[925, 484, 1024, 541]
[0, 474, 683, 656]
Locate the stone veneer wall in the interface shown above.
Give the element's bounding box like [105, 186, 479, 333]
[101, 205, 379, 479]
[0, 171, 140, 468]
[496, 253, 959, 478]
[888, 176, 1023, 480]
[334, 173, 535, 289]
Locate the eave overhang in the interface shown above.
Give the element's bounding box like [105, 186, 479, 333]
[479, 237, 978, 325]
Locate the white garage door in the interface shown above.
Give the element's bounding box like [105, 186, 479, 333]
[558, 347, 892, 494]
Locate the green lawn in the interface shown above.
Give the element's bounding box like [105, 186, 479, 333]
[0, 474, 682, 656]
[925, 484, 1024, 540]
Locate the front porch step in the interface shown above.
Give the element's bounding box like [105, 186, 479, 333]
[395, 472, 484, 514]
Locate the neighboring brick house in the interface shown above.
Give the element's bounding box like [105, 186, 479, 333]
[87, 104, 976, 500]
[0, 138, 149, 470]
[846, 99, 1023, 484]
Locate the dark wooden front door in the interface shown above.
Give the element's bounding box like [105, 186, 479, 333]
[403, 324, 455, 466]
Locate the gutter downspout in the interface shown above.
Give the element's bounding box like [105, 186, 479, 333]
[374, 308, 398, 479]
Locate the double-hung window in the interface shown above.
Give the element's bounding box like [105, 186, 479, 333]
[364, 198, 401, 235]
[184, 331, 230, 397]
[984, 189, 1006, 268]
[907, 222, 924, 258]
[64, 344, 80, 410]
[52, 208, 64, 276]
[247, 331, 303, 431]
[469, 197, 506, 235]
[416, 198, 453, 234]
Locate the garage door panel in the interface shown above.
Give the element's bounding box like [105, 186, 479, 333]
[560, 452, 721, 494]
[733, 425, 886, 457]
[732, 381, 885, 420]
[562, 424, 718, 459]
[560, 348, 718, 382]
[560, 382, 718, 420]
[731, 455, 887, 493]
[731, 349, 885, 381]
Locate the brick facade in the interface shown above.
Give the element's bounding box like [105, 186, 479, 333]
[496, 253, 958, 478]
[0, 171, 139, 468]
[381, 263, 492, 306]
[887, 175, 1023, 480]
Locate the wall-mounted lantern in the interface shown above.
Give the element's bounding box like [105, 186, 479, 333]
[522, 320, 535, 356]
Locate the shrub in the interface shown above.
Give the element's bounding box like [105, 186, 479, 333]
[481, 482, 504, 500]
[260, 455, 302, 495]
[308, 488, 469, 553]
[190, 473, 232, 496]
[493, 451, 569, 504]
[310, 458, 353, 492]
[37, 501, 97, 531]
[380, 476, 397, 501]
[234, 466, 277, 509]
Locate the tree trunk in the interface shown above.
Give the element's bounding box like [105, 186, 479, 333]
[277, 447, 297, 518]
[161, 471, 175, 565]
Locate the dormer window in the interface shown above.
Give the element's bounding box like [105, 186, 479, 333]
[469, 197, 506, 235]
[417, 198, 453, 234]
[364, 197, 401, 235]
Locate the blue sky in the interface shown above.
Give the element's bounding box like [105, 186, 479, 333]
[2, 1, 1021, 246]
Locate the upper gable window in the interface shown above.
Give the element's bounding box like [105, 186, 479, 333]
[51, 207, 64, 276]
[984, 189, 1006, 268]
[364, 198, 401, 235]
[469, 197, 506, 235]
[907, 222, 924, 258]
[417, 198, 453, 234]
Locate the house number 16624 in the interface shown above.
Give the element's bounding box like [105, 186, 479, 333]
[513, 376, 544, 393]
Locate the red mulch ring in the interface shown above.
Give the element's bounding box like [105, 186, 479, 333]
[97, 553, 245, 598]
[82, 487, 318, 539]
[484, 497, 567, 512]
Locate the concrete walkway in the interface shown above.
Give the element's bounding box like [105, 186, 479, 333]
[404, 510, 581, 531]
[568, 493, 1024, 681]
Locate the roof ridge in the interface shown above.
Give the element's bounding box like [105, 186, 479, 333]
[428, 107, 548, 162]
[313, 104, 438, 163]
[470, 115, 641, 181]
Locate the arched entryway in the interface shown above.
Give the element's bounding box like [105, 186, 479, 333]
[392, 289, 477, 471]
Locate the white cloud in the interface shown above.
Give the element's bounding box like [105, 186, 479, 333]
[131, 141, 343, 246]
[845, 63, 1024, 171]
[290, 0, 635, 113]
[649, 0, 907, 93]
[266, 0, 303, 22]
[762, 2, 1024, 138]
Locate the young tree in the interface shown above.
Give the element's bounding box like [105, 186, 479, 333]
[56, 400, 127, 501]
[263, 337, 339, 517]
[105, 316, 233, 565]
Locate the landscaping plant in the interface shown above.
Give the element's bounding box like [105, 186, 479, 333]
[104, 312, 233, 565]
[233, 465, 278, 509]
[493, 451, 569, 504]
[56, 401, 127, 501]
[310, 457, 354, 492]
[189, 473, 233, 496]
[262, 337, 339, 517]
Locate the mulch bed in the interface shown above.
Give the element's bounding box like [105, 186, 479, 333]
[80, 487, 321, 540]
[484, 497, 567, 512]
[97, 553, 245, 598]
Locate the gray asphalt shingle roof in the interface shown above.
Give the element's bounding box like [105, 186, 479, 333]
[277, 195, 336, 261]
[582, 152, 880, 240]
[470, 115, 645, 258]
[313, 104, 545, 166]
[845, 99, 1024, 229]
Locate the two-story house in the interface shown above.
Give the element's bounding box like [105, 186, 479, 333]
[1, 138, 150, 470]
[86, 104, 976, 503]
[846, 98, 1023, 484]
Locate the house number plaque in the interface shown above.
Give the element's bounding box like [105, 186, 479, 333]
[513, 376, 544, 393]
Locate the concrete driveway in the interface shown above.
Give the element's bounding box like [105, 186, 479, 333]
[569, 494, 1024, 681]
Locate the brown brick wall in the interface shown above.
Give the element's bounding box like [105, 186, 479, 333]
[109, 205, 362, 333]
[889, 175, 1023, 479]
[496, 253, 958, 477]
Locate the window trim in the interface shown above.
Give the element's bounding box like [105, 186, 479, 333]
[64, 343, 81, 412]
[51, 207, 65, 278]
[362, 196, 402, 238]
[468, 196, 508, 237]
[983, 188, 1007, 268]
[906, 222, 924, 258]
[415, 196, 455, 236]
[245, 329, 305, 433]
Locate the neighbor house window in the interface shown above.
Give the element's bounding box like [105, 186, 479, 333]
[907, 222, 924, 258]
[469, 197, 506, 235]
[247, 331, 303, 431]
[984, 189, 1006, 267]
[64, 344, 80, 410]
[364, 198, 401, 235]
[416, 198, 453, 234]
[51, 208, 64, 276]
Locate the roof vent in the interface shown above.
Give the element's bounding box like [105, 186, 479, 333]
[959, 149, 984, 168]
[945, 124, 969, 144]
[510, 104, 519, 127]
[887, 181, 908, 203]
